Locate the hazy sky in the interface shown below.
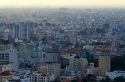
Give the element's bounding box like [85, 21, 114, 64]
[0, 0, 125, 8]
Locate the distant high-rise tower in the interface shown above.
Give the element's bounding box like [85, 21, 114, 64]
[14, 23, 30, 41]
[15, 25, 19, 39]
[98, 55, 110, 76]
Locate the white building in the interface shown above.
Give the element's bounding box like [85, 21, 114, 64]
[0, 64, 13, 72]
[0, 43, 18, 71]
[34, 51, 60, 64]
[68, 54, 76, 71]
[7, 70, 31, 82]
[87, 63, 95, 75]
[30, 72, 50, 82]
[40, 52, 60, 63]
[106, 71, 125, 80]
[7, 75, 30, 82]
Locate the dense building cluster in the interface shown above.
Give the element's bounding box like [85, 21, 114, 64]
[0, 9, 125, 82]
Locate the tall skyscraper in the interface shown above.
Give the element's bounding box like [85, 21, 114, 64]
[14, 22, 30, 41]
[98, 55, 110, 76]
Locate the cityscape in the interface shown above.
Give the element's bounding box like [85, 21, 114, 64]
[0, 8, 125, 82]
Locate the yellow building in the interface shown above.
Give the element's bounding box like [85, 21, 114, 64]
[98, 56, 110, 76]
[37, 63, 60, 78]
[37, 64, 49, 75]
[76, 58, 88, 71]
